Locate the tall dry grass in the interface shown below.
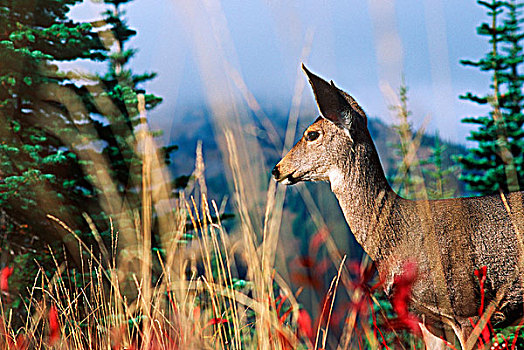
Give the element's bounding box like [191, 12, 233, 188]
[3, 4, 519, 348]
[0, 87, 331, 349]
[5, 76, 522, 350]
[5, 60, 521, 348]
[0, 80, 428, 349]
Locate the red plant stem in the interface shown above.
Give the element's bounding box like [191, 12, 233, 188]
[473, 266, 492, 345]
[279, 305, 293, 324]
[475, 266, 487, 316]
[276, 294, 289, 317]
[369, 298, 390, 350]
[511, 318, 524, 350]
[469, 318, 485, 349]
[439, 339, 459, 350]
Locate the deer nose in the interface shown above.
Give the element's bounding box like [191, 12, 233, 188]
[271, 165, 280, 179]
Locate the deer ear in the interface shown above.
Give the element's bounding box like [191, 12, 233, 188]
[302, 64, 365, 129]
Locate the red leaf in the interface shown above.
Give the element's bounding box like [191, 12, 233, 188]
[309, 227, 329, 256]
[390, 261, 421, 336]
[193, 306, 201, 320]
[290, 271, 323, 291]
[48, 305, 60, 345]
[295, 256, 315, 268]
[15, 334, 28, 350]
[0, 266, 13, 292]
[206, 318, 228, 326]
[297, 309, 313, 342]
[475, 266, 488, 315]
[315, 258, 331, 275]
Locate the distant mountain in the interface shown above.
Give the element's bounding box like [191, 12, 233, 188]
[167, 107, 467, 201]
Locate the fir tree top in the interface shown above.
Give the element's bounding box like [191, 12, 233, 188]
[457, 0, 524, 195]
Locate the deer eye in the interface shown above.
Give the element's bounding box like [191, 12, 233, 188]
[305, 131, 320, 142]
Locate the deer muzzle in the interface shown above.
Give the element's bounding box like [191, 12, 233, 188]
[271, 165, 281, 179]
[272, 164, 301, 185]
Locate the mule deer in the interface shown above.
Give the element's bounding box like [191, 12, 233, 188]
[272, 65, 524, 349]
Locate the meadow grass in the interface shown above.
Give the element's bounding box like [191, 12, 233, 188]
[0, 91, 419, 349]
[1, 85, 521, 350]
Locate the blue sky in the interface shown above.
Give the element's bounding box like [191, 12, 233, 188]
[71, 0, 494, 144]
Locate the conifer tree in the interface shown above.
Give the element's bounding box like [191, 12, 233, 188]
[457, 0, 524, 195]
[420, 132, 459, 199]
[388, 80, 425, 199]
[0, 0, 107, 248]
[0, 0, 177, 258]
[90, 0, 183, 242]
[95, 0, 161, 214]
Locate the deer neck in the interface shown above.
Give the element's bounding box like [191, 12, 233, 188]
[328, 137, 402, 261]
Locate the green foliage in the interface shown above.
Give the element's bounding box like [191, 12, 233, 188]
[0, 0, 180, 322]
[387, 80, 425, 199]
[0, 0, 107, 245]
[456, 0, 524, 195]
[420, 132, 459, 199]
[0, 0, 177, 243]
[91, 0, 163, 214]
[388, 81, 460, 199]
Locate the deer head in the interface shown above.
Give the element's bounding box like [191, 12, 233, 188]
[272, 64, 369, 187]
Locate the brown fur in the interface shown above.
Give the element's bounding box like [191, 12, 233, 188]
[272, 65, 524, 348]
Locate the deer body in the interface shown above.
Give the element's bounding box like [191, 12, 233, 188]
[273, 65, 524, 348]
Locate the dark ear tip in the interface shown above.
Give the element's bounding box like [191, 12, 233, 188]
[301, 63, 311, 76]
